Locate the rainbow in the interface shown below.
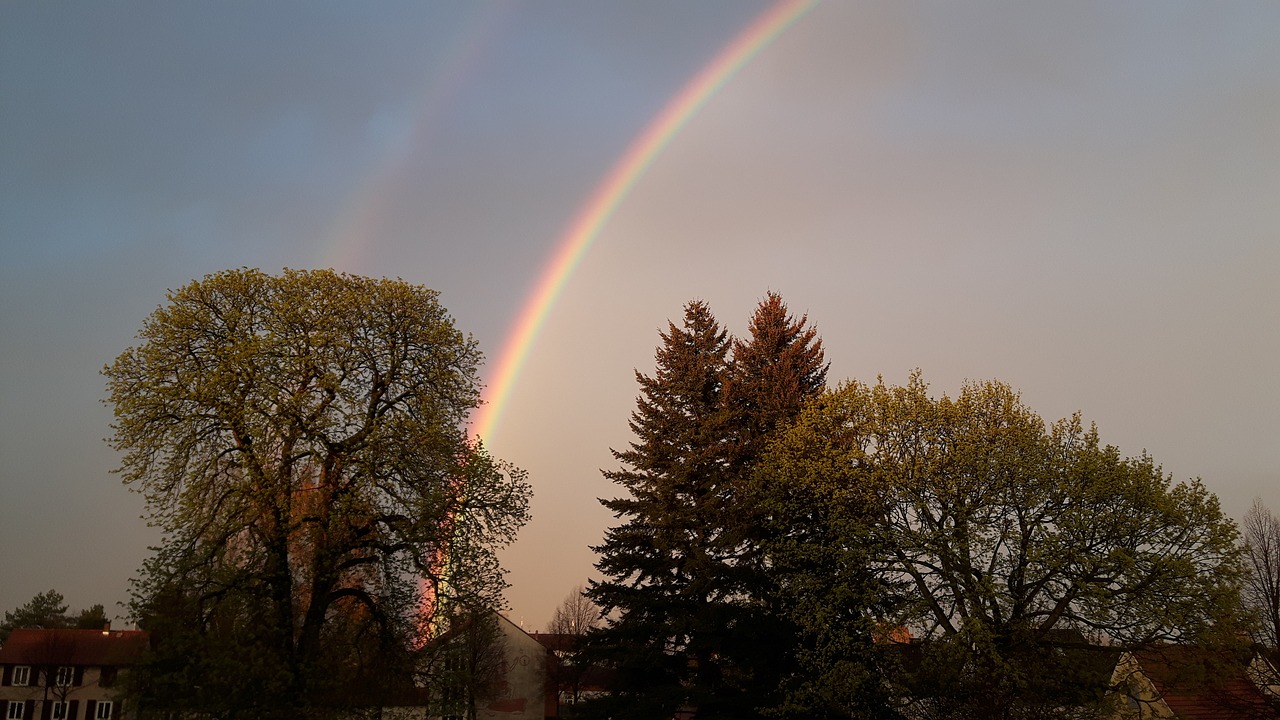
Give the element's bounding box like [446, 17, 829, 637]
[472, 0, 817, 443]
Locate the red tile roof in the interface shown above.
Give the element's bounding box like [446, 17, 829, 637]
[0, 629, 148, 666]
[1130, 646, 1280, 720]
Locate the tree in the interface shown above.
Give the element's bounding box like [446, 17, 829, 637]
[73, 604, 109, 630]
[1242, 499, 1280, 654]
[722, 293, 831, 718]
[584, 300, 741, 719]
[725, 291, 828, 468]
[418, 607, 506, 720]
[104, 268, 530, 717]
[585, 295, 831, 719]
[1, 591, 110, 644]
[547, 586, 602, 713]
[1, 590, 69, 643]
[751, 392, 900, 720]
[548, 585, 602, 638]
[758, 375, 1247, 719]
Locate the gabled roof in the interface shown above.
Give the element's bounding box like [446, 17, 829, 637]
[0, 628, 148, 666]
[1128, 645, 1280, 720]
[530, 632, 577, 653]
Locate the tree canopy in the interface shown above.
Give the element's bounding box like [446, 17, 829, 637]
[104, 268, 529, 717]
[757, 374, 1247, 719]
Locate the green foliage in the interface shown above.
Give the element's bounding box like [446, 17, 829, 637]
[751, 392, 900, 719]
[104, 268, 530, 717]
[760, 373, 1248, 719]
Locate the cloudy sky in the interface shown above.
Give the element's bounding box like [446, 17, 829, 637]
[2, 1, 1278, 630]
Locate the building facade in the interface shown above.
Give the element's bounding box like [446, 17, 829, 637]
[0, 628, 147, 720]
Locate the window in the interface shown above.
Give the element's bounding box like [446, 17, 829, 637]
[95, 701, 113, 719]
[7, 702, 26, 720]
[98, 666, 117, 688]
[51, 702, 68, 720]
[11, 665, 30, 686]
[54, 666, 73, 687]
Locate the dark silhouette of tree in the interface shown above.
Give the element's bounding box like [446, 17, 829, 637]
[2, 591, 110, 644]
[1, 590, 69, 643]
[418, 608, 506, 720]
[1243, 499, 1280, 656]
[546, 586, 603, 714]
[584, 295, 830, 720]
[72, 605, 109, 630]
[585, 300, 740, 719]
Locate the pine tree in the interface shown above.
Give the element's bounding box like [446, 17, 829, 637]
[585, 300, 750, 719]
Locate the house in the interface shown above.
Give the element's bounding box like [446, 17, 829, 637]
[1109, 645, 1280, 719]
[413, 612, 556, 720]
[0, 627, 148, 720]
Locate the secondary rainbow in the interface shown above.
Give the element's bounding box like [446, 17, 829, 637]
[473, 0, 817, 443]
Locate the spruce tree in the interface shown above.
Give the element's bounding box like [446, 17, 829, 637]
[723, 293, 832, 718]
[585, 300, 750, 720]
[725, 291, 829, 467]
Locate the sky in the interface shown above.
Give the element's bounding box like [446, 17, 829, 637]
[2, 1, 1278, 631]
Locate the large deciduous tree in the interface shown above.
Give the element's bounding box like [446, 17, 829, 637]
[751, 392, 901, 720]
[104, 268, 529, 717]
[759, 374, 1247, 720]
